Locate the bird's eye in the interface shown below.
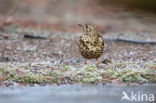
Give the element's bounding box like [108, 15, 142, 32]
[88, 28, 91, 32]
[86, 26, 91, 32]
[85, 25, 88, 29]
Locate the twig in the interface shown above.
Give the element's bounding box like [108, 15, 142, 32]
[24, 34, 47, 39]
[0, 33, 9, 39]
[104, 38, 156, 45]
[0, 7, 17, 31]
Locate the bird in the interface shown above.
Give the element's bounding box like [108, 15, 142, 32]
[78, 24, 104, 63]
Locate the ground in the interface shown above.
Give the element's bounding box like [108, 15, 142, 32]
[0, 0, 156, 86]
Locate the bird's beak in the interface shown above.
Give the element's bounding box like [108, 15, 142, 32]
[78, 24, 85, 31]
[78, 24, 83, 28]
[78, 24, 87, 34]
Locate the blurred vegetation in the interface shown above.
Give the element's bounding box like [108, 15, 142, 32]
[123, 0, 156, 11]
[1, 0, 156, 14]
[0, 62, 155, 84]
[0, 0, 15, 14]
[99, 0, 156, 12]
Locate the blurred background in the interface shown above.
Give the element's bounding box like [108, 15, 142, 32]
[0, 0, 156, 32]
[0, 0, 156, 90]
[0, 0, 156, 62]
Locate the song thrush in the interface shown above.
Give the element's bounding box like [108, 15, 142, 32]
[78, 24, 104, 61]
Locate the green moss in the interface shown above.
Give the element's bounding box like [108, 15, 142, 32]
[0, 62, 155, 84]
[72, 65, 102, 83]
[102, 69, 117, 79]
[114, 68, 155, 83]
[120, 71, 147, 82]
[61, 64, 72, 71]
[84, 65, 97, 71]
[5, 24, 19, 32]
[21, 75, 40, 83]
[147, 63, 156, 69]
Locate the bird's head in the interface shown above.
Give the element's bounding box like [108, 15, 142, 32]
[78, 24, 97, 35]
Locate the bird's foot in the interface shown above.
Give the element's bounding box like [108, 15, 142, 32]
[101, 59, 112, 64]
[84, 60, 87, 65]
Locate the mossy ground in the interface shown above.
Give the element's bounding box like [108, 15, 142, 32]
[0, 61, 155, 85]
[0, 0, 156, 86]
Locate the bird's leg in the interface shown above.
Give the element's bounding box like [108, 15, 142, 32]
[89, 59, 98, 65]
[95, 59, 101, 65]
[84, 59, 87, 65]
[101, 59, 112, 64]
[94, 59, 97, 65]
[89, 59, 96, 65]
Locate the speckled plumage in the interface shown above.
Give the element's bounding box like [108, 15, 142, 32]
[78, 24, 104, 59]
